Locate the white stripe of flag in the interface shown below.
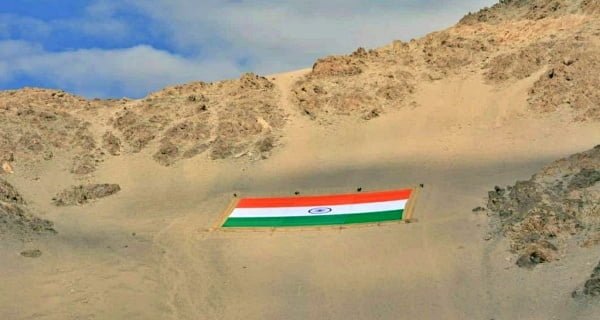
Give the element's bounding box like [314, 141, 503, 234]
[229, 199, 407, 218]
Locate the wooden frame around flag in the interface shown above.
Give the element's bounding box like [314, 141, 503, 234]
[210, 186, 421, 232]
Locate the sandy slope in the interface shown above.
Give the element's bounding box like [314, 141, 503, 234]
[1, 64, 599, 319]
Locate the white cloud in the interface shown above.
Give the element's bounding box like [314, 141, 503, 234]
[0, 40, 43, 82]
[0, 14, 52, 39]
[125, 0, 498, 74]
[0, 41, 242, 98]
[1, 0, 499, 97]
[59, 0, 131, 39]
[0, 4, 131, 43]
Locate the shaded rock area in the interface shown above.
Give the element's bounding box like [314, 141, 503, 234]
[0, 178, 56, 240]
[573, 260, 600, 298]
[53, 183, 121, 206]
[484, 145, 600, 268]
[20, 249, 42, 258]
[0, 178, 24, 204]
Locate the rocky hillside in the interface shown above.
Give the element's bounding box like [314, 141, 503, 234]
[0, 178, 56, 240]
[292, 0, 600, 122]
[108, 73, 284, 165]
[0, 0, 598, 173]
[484, 145, 599, 268]
[0, 73, 285, 177]
[460, 0, 600, 24]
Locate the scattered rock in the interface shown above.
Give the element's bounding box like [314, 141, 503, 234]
[182, 143, 209, 159]
[427, 71, 444, 81]
[472, 206, 486, 213]
[0, 178, 24, 204]
[362, 108, 381, 120]
[1, 162, 13, 174]
[563, 57, 575, 66]
[42, 150, 53, 160]
[1, 152, 14, 162]
[153, 142, 179, 166]
[71, 154, 97, 175]
[311, 56, 364, 77]
[515, 241, 557, 269]
[255, 136, 275, 153]
[53, 183, 121, 206]
[102, 131, 122, 156]
[20, 249, 42, 258]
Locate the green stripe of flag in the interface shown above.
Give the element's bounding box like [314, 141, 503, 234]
[222, 209, 404, 228]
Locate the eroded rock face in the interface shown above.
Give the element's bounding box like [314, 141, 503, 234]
[0, 88, 106, 175]
[459, 0, 600, 121]
[484, 145, 600, 268]
[484, 36, 600, 121]
[0, 178, 56, 240]
[0, 73, 286, 172]
[109, 73, 286, 165]
[293, 1, 600, 123]
[53, 184, 121, 206]
[293, 47, 415, 122]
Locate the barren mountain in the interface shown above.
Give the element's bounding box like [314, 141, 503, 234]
[1, 1, 599, 319]
[1, 1, 598, 173]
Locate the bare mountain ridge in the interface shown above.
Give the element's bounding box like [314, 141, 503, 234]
[1, 0, 599, 173]
[0, 73, 283, 176]
[296, 0, 600, 121]
[460, 0, 600, 25]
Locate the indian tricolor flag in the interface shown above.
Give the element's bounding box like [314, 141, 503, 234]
[221, 189, 414, 228]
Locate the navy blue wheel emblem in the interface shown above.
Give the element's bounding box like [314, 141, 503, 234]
[308, 207, 332, 214]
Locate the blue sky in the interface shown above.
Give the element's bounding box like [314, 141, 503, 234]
[0, 0, 497, 98]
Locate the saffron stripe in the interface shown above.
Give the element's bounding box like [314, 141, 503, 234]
[230, 199, 407, 218]
[236, 189, 412, 208]
[222, 209, 404, 227]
